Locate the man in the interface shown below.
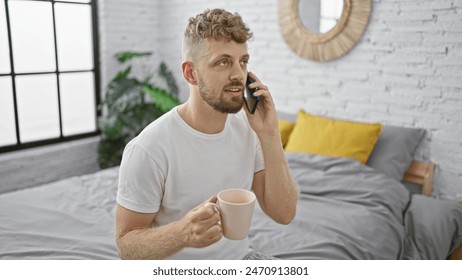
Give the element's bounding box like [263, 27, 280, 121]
[115, 8, 297, 260]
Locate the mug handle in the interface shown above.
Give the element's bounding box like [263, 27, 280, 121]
[204, 202, 222, 225]
[204, 202, 220, 215]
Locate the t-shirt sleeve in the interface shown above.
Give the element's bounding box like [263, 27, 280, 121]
[254, 135, 265, 173]
[116, 143, 165, 213]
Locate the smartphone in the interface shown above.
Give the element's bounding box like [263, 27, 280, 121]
[243, 75, 260, 114]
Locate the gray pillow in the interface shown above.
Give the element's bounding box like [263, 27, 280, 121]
[366, 125, 425, 181]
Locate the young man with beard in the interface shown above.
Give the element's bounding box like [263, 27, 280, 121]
[115, 8, 297, 260]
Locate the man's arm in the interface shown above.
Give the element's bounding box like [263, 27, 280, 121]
[244, 72, 298, 225]
[251, 138, 297, 225]
[115, 198, 222, 260]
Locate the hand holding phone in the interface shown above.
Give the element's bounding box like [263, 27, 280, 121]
[243, 75, 260, 114]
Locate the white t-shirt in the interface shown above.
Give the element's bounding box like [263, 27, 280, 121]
[117, 106, 264, 259]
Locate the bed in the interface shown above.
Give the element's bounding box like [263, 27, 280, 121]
[1, 111, 461, 260]
[0, 167, 119, 259]
[249, 154, 462, 259]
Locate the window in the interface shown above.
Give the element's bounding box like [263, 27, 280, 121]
[0, 0, 100, 152]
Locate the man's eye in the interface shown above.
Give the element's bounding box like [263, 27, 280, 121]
[241, 60, 249, 66]
[218, 60, 229, 66]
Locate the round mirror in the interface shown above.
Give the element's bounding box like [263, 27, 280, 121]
[298, 0, 344, 34]
[279, 0, 372, 62]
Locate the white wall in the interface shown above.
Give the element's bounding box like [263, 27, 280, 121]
[97, 0, 160, 91]
[98, 0, 462, 200]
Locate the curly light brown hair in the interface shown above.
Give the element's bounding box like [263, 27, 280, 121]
[183, 8, 253, 61]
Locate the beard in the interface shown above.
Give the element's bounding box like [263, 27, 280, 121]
[197, 73, 244, 114]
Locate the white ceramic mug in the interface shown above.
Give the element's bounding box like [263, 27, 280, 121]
[206, 188, 256, 240]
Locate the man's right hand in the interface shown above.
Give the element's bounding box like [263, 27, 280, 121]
[115, 196, 222, 259]
[178, 196, 223, 248]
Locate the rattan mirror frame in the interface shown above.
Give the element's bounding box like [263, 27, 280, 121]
[279, 0, 371, 62]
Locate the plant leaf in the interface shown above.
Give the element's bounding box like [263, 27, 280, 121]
[142, 85, 180, 112]
[99, 116, 124, 140]
[104, 78, 142, 114]
[115, 51, 152, 63]
[159, 62, 179, 97]
[115, 66, 132, 80]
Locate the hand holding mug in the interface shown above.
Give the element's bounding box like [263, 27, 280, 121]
[180, 197, 222, 248]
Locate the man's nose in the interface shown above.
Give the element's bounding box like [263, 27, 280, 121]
[229, 63, 245, 81]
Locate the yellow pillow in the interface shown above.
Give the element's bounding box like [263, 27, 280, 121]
[285, 110, 382, 164]
[278, 119, 295, 148]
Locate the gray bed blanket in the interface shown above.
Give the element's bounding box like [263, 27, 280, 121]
[1, 153, 460, 259]
[249, 153, 462, 259]
[0, 168, 120, 259]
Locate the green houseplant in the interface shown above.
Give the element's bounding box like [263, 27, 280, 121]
[98, 51, 180, 168]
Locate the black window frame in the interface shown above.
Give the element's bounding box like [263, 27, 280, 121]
[0, 0, 101, 154]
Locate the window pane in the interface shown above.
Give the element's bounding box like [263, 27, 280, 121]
[60, 72, 96, 136]
[57, 0, 91, 3]
[55, 3, 93, 71]
[16, 74, 60, 142]
[321, 0, 343, 19]
[0, 77, 17, 146]
[9, 1, 56, 73]
[0, 3, 10, 74]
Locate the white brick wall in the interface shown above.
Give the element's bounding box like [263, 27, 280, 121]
[97, 0, 160, 92]
[98, 0, 462, 200]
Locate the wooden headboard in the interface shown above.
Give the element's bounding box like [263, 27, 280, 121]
[403, 160, 435, 197]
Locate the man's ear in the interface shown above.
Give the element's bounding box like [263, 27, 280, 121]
[182, 61, 197, 85]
